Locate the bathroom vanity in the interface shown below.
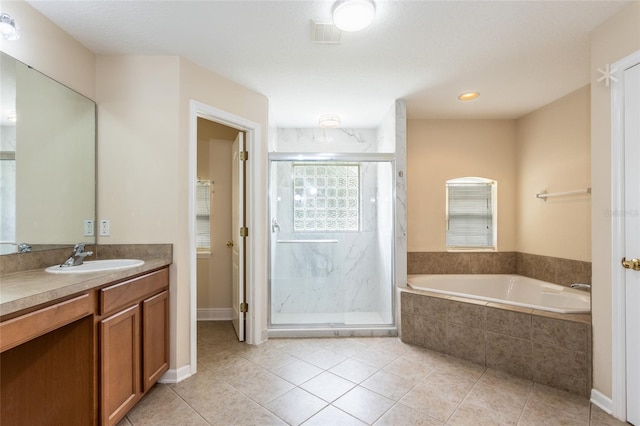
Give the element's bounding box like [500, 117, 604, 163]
[0, 258, 171, 426]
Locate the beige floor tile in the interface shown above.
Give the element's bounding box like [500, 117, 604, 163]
[276, 339, 327, 357]
[322, 338, 370, 357]
[333, 386, 395, 424]
[518, 403, 588, 426]
[373, 403, 444, 426]
[526, 383, 590, 421]
[301, 371, 357, 402]
[383, 356, 436, 381]
[265, 387, 327, 426]
[272, 359, 324, 385]
[302, 405, 368, 426]
[199, 349, 248, 373]
[298, 348, 348, 369]
[352, 347, 400, 368]
[400, 376, 472, 422]
[462, 370, 532, 415]
[448, 399, 521, 425]
[221, 365, 295, 405]
[126, 385, 208, 426]
[241, 347, 299, 370]
[116, 416, 133, 426]
[330, 358, 379, 383]
[590, 404, 629, 426]
[361, 370, 420, 401]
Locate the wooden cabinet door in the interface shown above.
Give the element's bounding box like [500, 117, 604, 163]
[100, 304, 141, 426]
[142, 290, 169, 392]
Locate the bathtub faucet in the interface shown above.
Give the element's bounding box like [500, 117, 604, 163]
[570, 283, 591, 290]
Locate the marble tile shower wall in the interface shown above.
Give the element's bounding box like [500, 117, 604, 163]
[270, 161, 391, 316]
[407, 251, 591, 287]
[400, 290, 592, 397]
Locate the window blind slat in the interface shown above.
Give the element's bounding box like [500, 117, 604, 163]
[446, 181, 494, 248]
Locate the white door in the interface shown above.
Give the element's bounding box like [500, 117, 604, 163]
[231, 133, 245, 341]
[625, 63, 640, 425]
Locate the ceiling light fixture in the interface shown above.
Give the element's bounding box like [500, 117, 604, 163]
[458, 92, 480, 101]
[7, 111, 17, 122]
[332, 0, 375, 32]
[0, 13, 19, 41]
[319, 114, 341, 128]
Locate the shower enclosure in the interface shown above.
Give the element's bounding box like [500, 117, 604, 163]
[269, 153, 394, 328]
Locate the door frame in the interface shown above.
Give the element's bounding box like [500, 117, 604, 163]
[188, 100, 264, 374]
[610, 49, 640, 421]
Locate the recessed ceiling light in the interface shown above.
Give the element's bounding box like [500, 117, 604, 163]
[319, 114, 341, 128]
[332, 0, 375, 32]
[458, 92, 480, 101]
[0, 13, 19, 41]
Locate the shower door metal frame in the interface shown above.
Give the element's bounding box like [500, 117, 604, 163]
[267, 152, 396, 330]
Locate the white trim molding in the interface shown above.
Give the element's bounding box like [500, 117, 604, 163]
[158, 365, 193, 384]
[188, 100, 265, 379]
[591, 389, 614, 415]
[610, 48, 640, 422]
[197, 308, 233, 321]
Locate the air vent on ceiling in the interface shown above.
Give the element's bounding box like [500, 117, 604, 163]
[311, 20, 342, 44]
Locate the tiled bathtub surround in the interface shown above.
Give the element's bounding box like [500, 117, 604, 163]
[400, 289, 592, 397]
[407, 251, 591, 287]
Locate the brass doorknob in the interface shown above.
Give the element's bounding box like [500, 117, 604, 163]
[226, 240, 234, 248]
[621, 257, 640, 271]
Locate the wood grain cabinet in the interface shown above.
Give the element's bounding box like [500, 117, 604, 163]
[99, 268, 170, 426]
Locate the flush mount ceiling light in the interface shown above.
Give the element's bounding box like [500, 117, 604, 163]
[0, 13, 19, 41]
[458, 92, 480, 101]
[319, 114, 341, 128]
[332, 0, 375, 32]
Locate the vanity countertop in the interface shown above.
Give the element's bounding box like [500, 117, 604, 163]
[0, 258, 172, 318]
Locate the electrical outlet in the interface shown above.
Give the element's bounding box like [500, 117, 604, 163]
[99, 220, 110, 237]
[83, 220, 95, 237]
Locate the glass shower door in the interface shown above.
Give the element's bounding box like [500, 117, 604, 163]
[269, 156, 394, 328]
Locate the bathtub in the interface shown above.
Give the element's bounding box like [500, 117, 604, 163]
[407, 274, 590, 314]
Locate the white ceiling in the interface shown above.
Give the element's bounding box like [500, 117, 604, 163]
[26, 0, 630, 128]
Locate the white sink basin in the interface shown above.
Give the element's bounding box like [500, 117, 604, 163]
[45, 259, 145, 274]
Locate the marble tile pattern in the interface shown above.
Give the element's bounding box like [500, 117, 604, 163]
[407, 251, 591, 288]
[117, 321, 624, 426]
[401, 289, 592, 397]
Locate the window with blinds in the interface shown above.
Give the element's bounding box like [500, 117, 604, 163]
[446, 177, 496, 249]
[196, 180, 211, 250]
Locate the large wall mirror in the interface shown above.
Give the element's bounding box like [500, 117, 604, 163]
[0, 51, 95, 255]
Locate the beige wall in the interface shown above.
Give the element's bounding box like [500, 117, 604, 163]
[196, 118, 238, 312]
[407, 119, 517, 252]
[516, 86, 591, 262]
[96, 55, 268, 370]
[0, 0, 95, 100]
[590, 1, 640, 399]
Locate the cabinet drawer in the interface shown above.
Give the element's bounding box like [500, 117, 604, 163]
[0, 293, 93, 353]
[100, 268, 169, 315]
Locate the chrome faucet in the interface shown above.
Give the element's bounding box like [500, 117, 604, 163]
[60, 243, 93, 267]
[570, 283, 591, 290]
[17, 243, 32, 253]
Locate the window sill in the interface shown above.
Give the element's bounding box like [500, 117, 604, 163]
[446, 248, 497, 253]
[197, 251, 211, 259]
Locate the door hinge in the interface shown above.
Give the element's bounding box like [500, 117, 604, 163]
[240, 151, 248, 161]
[240, 227, 248, 237]
[240, 302, 248, 313]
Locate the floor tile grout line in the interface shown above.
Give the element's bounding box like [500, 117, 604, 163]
[166, 384, 214, 426]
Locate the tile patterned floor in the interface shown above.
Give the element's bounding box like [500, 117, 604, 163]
[117, 321, 629, 426]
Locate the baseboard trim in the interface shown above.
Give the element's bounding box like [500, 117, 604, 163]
[158, 365, 192, 384]
[591, 389, 613, 414]
[197, 308, 232, 321]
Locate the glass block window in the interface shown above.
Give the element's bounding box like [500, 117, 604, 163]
[293, 163, 359, 232]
